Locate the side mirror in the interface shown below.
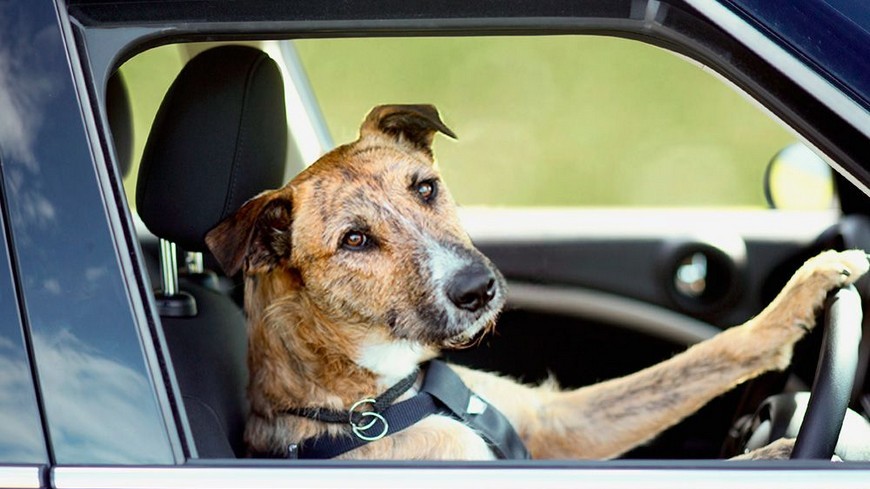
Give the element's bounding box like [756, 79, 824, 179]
[764, 143, 835, 210]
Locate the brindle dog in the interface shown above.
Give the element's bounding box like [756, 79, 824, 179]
[206, 104, 869, 460]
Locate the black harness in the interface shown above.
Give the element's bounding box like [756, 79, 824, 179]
[261, 360, 530, 459]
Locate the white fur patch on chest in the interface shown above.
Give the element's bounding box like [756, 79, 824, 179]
[356, 337, 427, 387]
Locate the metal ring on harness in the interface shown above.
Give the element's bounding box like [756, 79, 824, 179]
[348, 398, 389, 441]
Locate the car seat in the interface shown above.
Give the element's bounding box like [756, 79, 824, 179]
[135, 45, 287, 458]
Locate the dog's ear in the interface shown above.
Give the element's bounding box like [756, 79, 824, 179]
[360, 104, 457, 156]
[205, 191, 293, 276]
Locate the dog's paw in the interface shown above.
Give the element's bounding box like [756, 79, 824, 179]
[744, 249, 867, 370]
[792, 249, 869, 291]
[788, 249, 868, 327]
[730, 438, 843, 461]
[730, 438, 794, 461]
[772, 249, 867, 330]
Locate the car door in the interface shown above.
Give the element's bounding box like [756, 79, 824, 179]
[34, 0, 870, 487]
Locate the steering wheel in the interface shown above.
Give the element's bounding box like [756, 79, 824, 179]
[730, 220, 868, 460]
[789, 284, 863, 459]
[722, 219, 869, 459]
[790, 216, 870, 458]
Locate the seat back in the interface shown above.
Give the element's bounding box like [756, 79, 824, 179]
[136, 45, 287, 458]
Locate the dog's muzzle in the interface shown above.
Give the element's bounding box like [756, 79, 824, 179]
[411, 242, 505, 346]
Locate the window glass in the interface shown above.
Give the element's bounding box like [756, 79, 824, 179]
[295, 36, 796, 207]
[0, 178, 47, 463]
[0, 0, 176, 462]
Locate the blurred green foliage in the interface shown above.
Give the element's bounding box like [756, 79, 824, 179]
[295, 36, 794, 208]
[120, 36, 794, 209]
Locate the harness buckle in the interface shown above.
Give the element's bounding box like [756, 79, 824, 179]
[348, 398, 389, 441]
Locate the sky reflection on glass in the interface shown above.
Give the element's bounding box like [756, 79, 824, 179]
[0, 211, 46, 463]
[0, 1, 173, 464]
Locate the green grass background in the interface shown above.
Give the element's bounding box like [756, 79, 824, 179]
[295, 36, 793, 207]
[122, 36, 794, 208]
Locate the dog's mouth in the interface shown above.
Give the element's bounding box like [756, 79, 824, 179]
[440, 308, 501, 349]
[403, 300, 503, 349]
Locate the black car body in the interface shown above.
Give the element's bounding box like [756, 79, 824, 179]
[0, 1, 868, 487]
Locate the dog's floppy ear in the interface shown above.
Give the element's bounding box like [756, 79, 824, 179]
[205, 191, 293, 276]
[360, 104, 457, 156]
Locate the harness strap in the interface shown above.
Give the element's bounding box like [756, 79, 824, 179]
[422, 360, 530, 460]
[260, 360, 530, 460]
[296, 393, 441, 459]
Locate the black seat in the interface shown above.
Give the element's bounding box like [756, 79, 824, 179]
[136, 45, 287, 458]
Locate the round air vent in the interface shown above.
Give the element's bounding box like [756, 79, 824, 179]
[662, 239, 745, 317]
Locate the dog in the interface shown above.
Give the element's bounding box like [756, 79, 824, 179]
[205, 104, 869, 460]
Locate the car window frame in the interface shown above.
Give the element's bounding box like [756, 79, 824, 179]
[59, 0, 869, 481]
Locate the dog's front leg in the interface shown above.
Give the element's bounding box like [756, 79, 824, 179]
[459, 249, 868, 459]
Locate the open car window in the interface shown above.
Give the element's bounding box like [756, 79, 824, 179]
[121, 37, 836, 211]
[108, 31, 860, 465]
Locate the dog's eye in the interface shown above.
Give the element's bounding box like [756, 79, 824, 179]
[414, 179, 438, 203]
[341, 231, 369, 250]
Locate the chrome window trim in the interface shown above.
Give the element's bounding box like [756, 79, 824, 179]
[684, 0, 870, 196]
[0, 466, 43, 489]
[507, 281, 720, 345]
[53, 465, 870, 489]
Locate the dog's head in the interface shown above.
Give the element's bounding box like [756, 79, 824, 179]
[206, 105, 505, 353]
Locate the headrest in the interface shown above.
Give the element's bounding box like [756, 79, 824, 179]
[106, 71, 133, 178]
[136, 45, 287, 252]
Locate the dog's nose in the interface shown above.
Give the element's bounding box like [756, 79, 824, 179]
[447, 264, 497, 312]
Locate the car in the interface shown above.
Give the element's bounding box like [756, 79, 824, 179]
[0, 0, 868, 488]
